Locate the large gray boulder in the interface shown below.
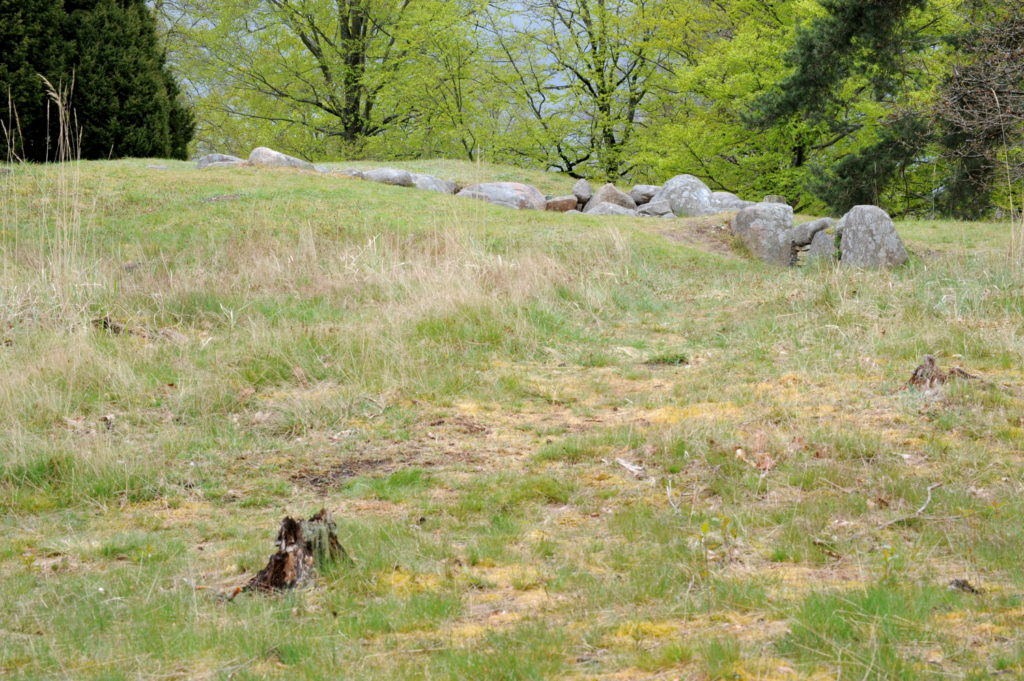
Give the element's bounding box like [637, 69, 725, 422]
[638, 199, 673, 217]
[837, 205, 908, 268]
[363, 168, 414, 187]
[457, 182, 546, 210]
[732, 203, 796, 266]
[411, 172, 456, 194]
[584, 184, 636, 213]
[248, 147, 315, 171]
[652, 174, 714, 217]
[331, 169, 365, 179]
[710, 191, 754, 213]
[196, 153, 242, 169]
[573, 179, 593, 205]
[629, 185, 661, 206]
[585, 202, 637, 217]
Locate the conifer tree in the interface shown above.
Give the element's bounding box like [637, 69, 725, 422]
[0, 0, 67, 160]
[0, 0, 194, 161]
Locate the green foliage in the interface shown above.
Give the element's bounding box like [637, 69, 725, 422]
[0, 0, 194, 161]
[749, 0, 928, 126]
[808, 113, 932, 214]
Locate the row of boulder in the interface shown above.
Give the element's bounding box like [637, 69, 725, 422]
[195, 147, 754, 218]
[196, 147, 908, 268]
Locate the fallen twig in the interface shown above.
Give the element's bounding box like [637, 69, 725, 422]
[879, 482, 943, 530]
[615, 457, 645, 479]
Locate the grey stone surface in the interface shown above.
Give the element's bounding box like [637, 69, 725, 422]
[732, 202, 796, 266]
[196, 153, 243, 169]
[790, 217, 835, 248]
[411, 172, 456, 193]
[363, 168, 414, 187]
[637, 199, 673, 217]
[652, 174, 714, 217]
[331, 169, 365, 179]
[629, 184, 661, 206]
[584, 202, 637, 216]
[248, 147, 315, 171]
[201, 161, 246, 170]
[837, 205, 908, 268]
[584, 183, 637, 213]
[546, 195, 578, 212]
[457, 182, 547, 210]
[763, 195, 788, 205]
[573, 179, 593, 205]
[806, 228, 838, 263]
[709, 191, 754, 213]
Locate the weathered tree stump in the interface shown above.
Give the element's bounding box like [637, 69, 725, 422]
[908, 355, 977, 390]
[244, 508, 351, 594]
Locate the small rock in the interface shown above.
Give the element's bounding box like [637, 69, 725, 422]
[584, 183, 637, 213]
[362, 168, 414, 187]
[572, 179, 593, 205]
[457, 182, 546, 210]
[248, 147, 315, 171]
[837, 205, 908, 268]
[763, 195, 788, 205]
[546, 195, 578, 212]
[565, 209, 582, 215]
[201, 161, 246, 170]
[791, 217, 835, 248]
[0, 168, 12, 176]
[200, 193, 243, 203]
[159, 328, 189, 345]
[806, 228, 838, 263]
[584, 202, 637, 217]
[629, 185, 660, 206]
[637, 199, 673, 217]
[196, 153, 242, 169]
[411, 172, 456, 194]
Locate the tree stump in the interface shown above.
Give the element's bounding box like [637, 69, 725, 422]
[244, 508, 351, 593]
[908, 355, 977, 390]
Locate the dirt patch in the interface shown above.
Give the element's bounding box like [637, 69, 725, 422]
[291, 458, 392, 492]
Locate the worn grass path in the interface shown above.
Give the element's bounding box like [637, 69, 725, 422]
[1, 159, 1023, 680]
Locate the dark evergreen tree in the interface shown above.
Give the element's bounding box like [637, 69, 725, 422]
[0, 0, 194, 161]
[749, 0, 927, 126]
[0, 0, 67, 161]
[935, 0, 1024, 219]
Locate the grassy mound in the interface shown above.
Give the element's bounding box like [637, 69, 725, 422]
[1, 159, 1022, 680]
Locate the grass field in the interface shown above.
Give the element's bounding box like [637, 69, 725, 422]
[1, 158, 1023, 681]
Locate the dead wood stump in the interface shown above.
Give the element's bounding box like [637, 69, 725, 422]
[907, 355, 977, 390]
[244, 508, 351, 594]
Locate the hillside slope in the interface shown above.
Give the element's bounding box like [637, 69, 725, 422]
[1, 160, 1023, 680]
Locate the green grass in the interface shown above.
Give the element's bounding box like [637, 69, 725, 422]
[1, 157, 1023, 680]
